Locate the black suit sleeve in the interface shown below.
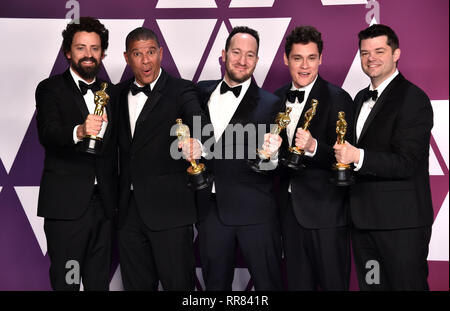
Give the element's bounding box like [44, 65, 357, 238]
[360, 87, 433, 179]
[177, 80, 205, 141]
[311, 89, 354, 169]
[35, 80, 76, 148]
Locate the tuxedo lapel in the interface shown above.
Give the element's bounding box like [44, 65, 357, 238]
[131, 70, 169, 152]
[229, 79, 259, 125]
[278, 85, 290, 107]
[120, 80, 133, 144]
[133, 70, 167, 138]
[201, 80, 221, 122]
[201, 79, 259, 142]
[63, 69, 89, 119]
[353, 86, 369, 145]
[133, 92, 162, 138]
[358, 73, 404, 144]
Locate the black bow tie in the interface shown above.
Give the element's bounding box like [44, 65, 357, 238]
[220, 82, 242, 97]
[286, 90, 305, 104]
[79, 81, 100, 95]
[130, 83, 152, 96]
[362, 89, 378, 102]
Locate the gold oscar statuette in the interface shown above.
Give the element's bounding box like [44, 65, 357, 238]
[331, 111, 354, 186]
[175, 118, 211, 190]
[282, 99, 318, 170]
[248, 107, 292, 173]
[81, 82, 109, 154]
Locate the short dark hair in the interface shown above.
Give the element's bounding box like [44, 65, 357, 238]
[225, 26, 260, 54]
[285, 26, 323, 57]
[62, 17, 109, 58]
[125, 27, 160, 51]
[358, 24, 399, 51]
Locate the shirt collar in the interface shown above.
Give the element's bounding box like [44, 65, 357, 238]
[222, 77, 251, 90]
[369, 69, 399, 95]
[288, 75, 318, 103]
[134, 67, 162, 91]
[220, 77, 252, 99]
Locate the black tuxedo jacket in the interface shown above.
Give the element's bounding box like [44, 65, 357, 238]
[349, 73, 434, 230]
[196, 79, 283, 225]
[117, 69, 204, 230]
[35, 69, 118, 220]
[276, 76, 354, 229]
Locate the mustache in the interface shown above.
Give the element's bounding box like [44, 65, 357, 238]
[78, 57, 98, 65]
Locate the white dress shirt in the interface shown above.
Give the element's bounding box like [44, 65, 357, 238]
[285, 76, 318, 193]
[69, 68, 110, 185]
[208, 79, 251, 142]
[128, 68, 162, 190]
[285, 76, 318, 155]
[354, 69, 399, 171]
[207, 78, 251, 193]
[128, 68, 162, 138]
[71, 67, 108, 144]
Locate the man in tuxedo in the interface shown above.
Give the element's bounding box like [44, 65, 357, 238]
[334, 24, 434, 290]
[195, 26, 284, 290]
[116, 27, 203, 290]
[35, 17, 117, 290]
[275, 26, 354, 290]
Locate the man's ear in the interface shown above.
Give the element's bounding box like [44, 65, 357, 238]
[123, 51, 129, 65]
[222, 49, 226, 62]
[393, 48, 401, 63]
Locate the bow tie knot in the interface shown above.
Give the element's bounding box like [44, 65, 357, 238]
[286, 90, 305, 104]
[130, 83, 152, 96]
[79, 81, 100, 95]
[220, 82, 242, 97]
[363, 89, 378, 102]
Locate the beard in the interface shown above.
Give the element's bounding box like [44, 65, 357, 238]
[227, 70, 252, 84]
[71, 57, 101, 81]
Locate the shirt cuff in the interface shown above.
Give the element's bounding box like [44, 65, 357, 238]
[270, 151, 279, 168]
[196, 139, 207, 158]
[354, 148, 364, 171]
[304, 139, 318, 157]
[73, 125, 82, 144]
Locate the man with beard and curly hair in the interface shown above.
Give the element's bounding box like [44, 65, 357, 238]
[35, 17, 118, 290]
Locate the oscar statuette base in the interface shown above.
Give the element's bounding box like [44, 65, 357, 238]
[281, 148, 305, 171]
[187, 163, 212, 191]
[80, 136, 103, 155]
[331, 163, 354, 186]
